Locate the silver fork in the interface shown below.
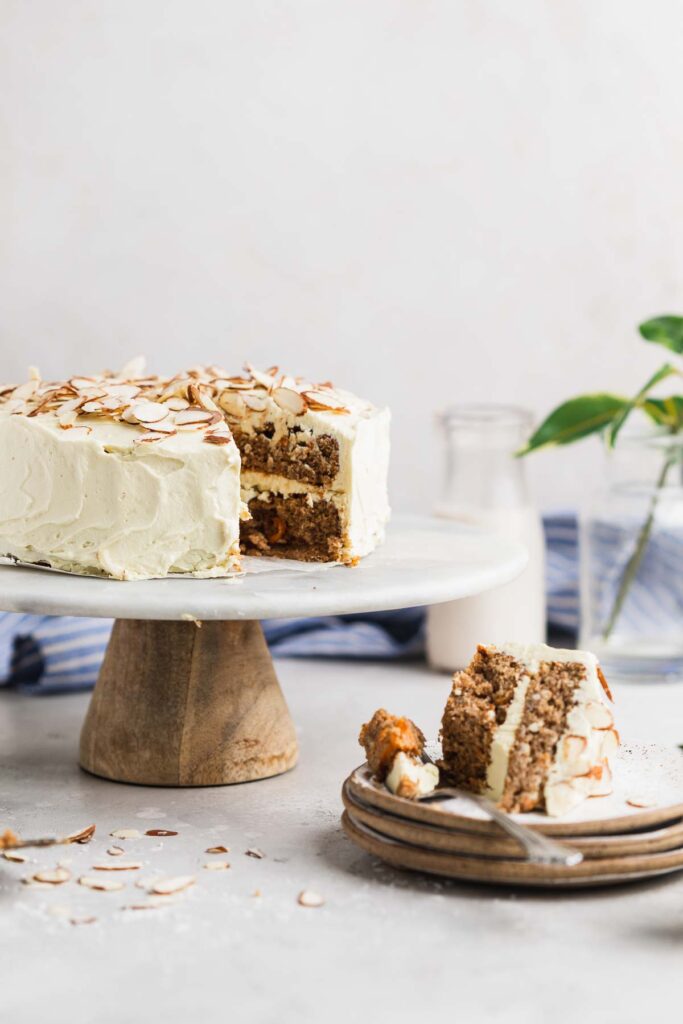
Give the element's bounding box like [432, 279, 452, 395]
[419, 752, 583, 867]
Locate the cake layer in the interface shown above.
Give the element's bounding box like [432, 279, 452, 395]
[241, 491, 344, 562]
[232, 424, 340, 487]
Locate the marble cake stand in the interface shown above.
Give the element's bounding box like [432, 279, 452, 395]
[0, 516, 526, 788]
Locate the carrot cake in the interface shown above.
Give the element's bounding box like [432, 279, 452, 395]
[440, 643, 618, 816]
[359, 709, 439, 798]
[0, 361, 390, 579]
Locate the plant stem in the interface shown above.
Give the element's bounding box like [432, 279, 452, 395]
[602, 448, 677, 640]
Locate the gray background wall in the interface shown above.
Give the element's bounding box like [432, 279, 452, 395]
[2, 1, 681, 509]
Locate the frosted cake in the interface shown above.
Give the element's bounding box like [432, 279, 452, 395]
[440, 643, 618, 816]
[0, 362, 390, 579]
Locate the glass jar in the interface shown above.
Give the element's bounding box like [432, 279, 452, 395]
[426, 405, 546, 671]
[580, 433, 683, 682]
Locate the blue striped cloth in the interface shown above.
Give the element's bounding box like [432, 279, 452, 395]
[0, 514, 578, 695]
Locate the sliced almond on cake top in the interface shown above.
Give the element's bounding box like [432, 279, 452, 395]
[273, 387, 306, 416]
[174, 409, 214, 426]
[562, 734, 587, 763]
[130, 401, 169, 424]
[584, 702, 613, 729]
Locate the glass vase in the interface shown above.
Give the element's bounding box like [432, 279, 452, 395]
[580, 433, 683, 682]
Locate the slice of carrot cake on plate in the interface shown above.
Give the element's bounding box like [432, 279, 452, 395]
[440, 642, 618, 816]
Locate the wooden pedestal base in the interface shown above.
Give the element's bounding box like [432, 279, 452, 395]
[79, 619, 298, 786]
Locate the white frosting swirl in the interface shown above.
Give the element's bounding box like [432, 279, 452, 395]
[0, 414, 242, 580]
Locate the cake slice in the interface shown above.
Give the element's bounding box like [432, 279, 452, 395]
[0, 366, 243, 580]
[208, 365, 390, 563]
[359, 709, 439, 798]
[440, 643, 618, 816]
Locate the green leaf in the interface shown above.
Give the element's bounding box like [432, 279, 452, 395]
[639, 316, 683, 354]
[517, 394, 629, 456]
[643, 395, 683, 430]
[607, 363, 678, 447]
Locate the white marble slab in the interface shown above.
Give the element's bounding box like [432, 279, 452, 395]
[0, 515, 527, 621]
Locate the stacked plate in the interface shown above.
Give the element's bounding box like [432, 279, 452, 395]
[342, 743, 683, 887]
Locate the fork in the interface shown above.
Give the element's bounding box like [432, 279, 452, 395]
[419, 751, 583, 867]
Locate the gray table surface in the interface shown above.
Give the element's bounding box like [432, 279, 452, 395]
[2, 658, 682, 1024]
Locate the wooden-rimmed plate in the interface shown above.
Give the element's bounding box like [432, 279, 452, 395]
[346, 743, 683, 838]
[341, 810, 683, 888]
[342, 780, 683, 860]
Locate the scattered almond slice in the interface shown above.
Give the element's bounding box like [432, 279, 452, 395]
[92, 862, 142, 871]
[245, 848, 265, 859]
[203, 861, 230, 871]
[66, 824, 96, 845]
[150, 875, 195, 896]
[107, 846, 125, 857]
[298, 890, 325, 908]
[135, 876, 161, 890]
[70, 915, 98, 926]
[110, 829, 141, 840]
[206, 845, 229, 854]
[33, 867, 71, 885]
[626, 796, 657, 809]
[79, 875, 125, 892]
[145, 829, 178, 837]
[2, 851, 27, 863]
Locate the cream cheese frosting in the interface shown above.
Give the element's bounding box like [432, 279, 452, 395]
[385, 752, 439, 799]
[485, 671, 532, 801]
[0, 412, 242, 580]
